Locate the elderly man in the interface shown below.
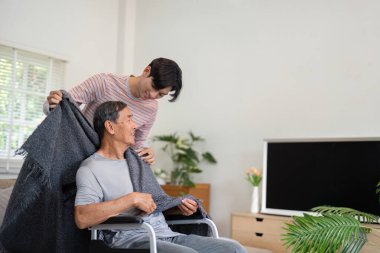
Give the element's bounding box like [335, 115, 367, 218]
[74, 101, 246, 253]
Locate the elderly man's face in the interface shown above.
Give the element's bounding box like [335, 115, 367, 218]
[111, 107, 136, 146]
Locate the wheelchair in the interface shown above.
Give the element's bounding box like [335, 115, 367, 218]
[89, 210, 219, 253]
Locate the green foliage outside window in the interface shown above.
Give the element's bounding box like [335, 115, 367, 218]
[0, 45, 64, 166]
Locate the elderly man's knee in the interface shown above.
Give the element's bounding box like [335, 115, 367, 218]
[219, 238, 247, 253]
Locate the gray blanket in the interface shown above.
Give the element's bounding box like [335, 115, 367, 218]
[0, 91, 99, 253]
[0, 91, 207, 253]
[125, 148, 208, 217]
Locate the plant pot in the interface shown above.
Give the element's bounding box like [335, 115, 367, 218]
[161, 183, 211, 213]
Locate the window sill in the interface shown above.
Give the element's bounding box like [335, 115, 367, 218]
[0, 173, 18, 179]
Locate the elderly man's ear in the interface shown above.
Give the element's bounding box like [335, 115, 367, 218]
[104, 120, 115, 135]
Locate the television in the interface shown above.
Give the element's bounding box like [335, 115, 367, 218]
[261, 138, 380, 217]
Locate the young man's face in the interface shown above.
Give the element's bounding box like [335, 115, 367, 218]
[138, 67, 172, 100]
[111, 107, 136, 146]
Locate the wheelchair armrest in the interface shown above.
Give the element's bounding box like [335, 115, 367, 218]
[164, 209, 204, 221]
[89, 215, 146, 231]
[89, 215, 157, 253]
[166, 217, 219, 238]
[101, 215, 144, 224]
[163, 210, 219, 238]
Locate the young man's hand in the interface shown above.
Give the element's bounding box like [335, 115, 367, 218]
[137, 147, 155, 165]
[47, 90, 63, 110]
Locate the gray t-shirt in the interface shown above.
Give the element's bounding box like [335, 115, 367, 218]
[75, 153, 181, 248]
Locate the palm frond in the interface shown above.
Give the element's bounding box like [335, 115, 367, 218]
[340, 230, 367, 253]
[282, 213, 369, 253]
[311, 206, 379, 223]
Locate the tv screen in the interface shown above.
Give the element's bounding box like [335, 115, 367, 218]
[261, 138, 380, 216]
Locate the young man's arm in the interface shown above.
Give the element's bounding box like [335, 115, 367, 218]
[133, 108, 158, 164]
[43, 73, 108, 114]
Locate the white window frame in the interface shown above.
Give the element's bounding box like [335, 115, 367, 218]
[0, 44, 66, 176]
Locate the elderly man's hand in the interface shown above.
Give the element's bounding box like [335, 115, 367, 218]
[129, 192, 157, 215]
[178, 198, 198, 216]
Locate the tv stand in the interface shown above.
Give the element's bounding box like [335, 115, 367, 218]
[231, 212, 380, 253]
[231, 212, 291, 253]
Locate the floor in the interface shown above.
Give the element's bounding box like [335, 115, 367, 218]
[245, 246, 272, 253]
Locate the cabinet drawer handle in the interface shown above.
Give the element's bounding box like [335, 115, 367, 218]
[256, 218, 264, 222]
[255, 233, 263, 237]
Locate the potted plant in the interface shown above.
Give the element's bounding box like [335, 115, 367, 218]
[153, 132, 217, 187]
[153, 132, 217, 213]
[282, 182, 380, 253]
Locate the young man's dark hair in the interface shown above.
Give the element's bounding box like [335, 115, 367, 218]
[93, 101, 127, 141]
[149, 58, 182, 102]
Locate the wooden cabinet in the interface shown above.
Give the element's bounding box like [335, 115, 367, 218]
[231, 212, 380, 253]
[231, 212, 291, 253]
[161, 183, 210, 213]
[362, 223, 380, 253]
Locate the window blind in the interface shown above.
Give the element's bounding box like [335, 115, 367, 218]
[0, 44, 65, 173]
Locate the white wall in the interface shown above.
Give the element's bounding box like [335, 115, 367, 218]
[134, 0, 380, 236]
[0, 0, 120, 88]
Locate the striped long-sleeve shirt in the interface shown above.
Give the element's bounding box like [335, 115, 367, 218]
[44, 73, 158, 149]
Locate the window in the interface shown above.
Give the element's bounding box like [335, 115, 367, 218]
[0, 44, 65, 174]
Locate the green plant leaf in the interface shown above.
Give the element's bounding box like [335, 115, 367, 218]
[282, 213, 369, 253]
[179, 171, 195, 187]
[175, 138, 191, 149]
[189, 131, 204, 142]
[185, 148, 199, 163]
[153, 134, 178, 143]
[161, 144, 169, 152]
[202, 152, 217, 163]
[188, 166, 202, 173]
[182, 178, 195, 187]
[176, 153, 197, 167]
[311, 206, 380, 223]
